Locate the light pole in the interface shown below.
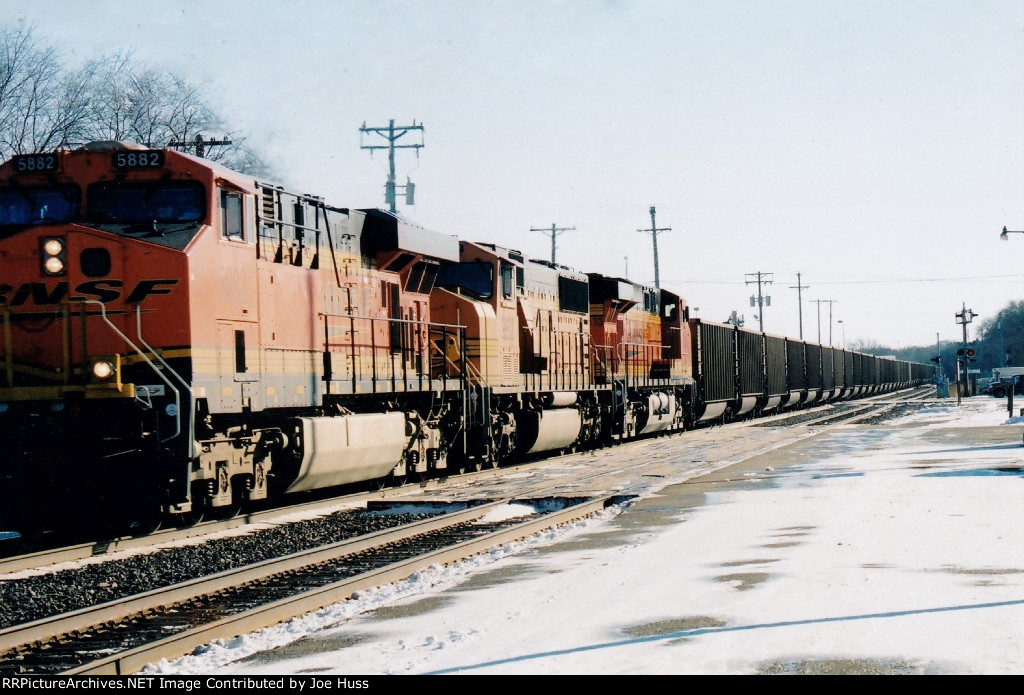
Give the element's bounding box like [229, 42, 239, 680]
[1000, 226, 1024, 240]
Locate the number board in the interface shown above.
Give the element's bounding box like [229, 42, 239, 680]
[112, 151, 165, 170]
[12, 154, 59, 173]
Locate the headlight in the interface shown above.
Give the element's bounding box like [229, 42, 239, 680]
[40, 236, 67, 276]
[92, 359, 115, 380]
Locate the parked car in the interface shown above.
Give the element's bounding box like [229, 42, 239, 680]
[986, 368, 1024, 398]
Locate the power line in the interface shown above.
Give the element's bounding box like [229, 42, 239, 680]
[811, 299, 837, 345]
[530, 223, 575, 263]
[663, 273, 1024, 286]
[790, 272, 810, 340]
[637, 205, 670, 290]
[167, 132, 232, 158]
[359, 119, 424, 213]
[745, 271, 773, 332]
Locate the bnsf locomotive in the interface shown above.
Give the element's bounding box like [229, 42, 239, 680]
[0, 142, 933, 534]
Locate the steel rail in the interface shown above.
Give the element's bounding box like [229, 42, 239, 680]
[0, 386, 934, 575]
[1, 495, 615, 675]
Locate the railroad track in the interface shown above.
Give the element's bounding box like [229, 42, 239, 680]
[0, 495, 624, 675]
[0, 387, 941, 675]
[0, 386, 939, 576]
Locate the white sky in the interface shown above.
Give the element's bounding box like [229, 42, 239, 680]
[7, 1, 1024, 348]
[132, 396, 1024, 675]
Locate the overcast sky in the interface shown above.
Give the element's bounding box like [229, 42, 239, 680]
[8, 1, 1024, 349]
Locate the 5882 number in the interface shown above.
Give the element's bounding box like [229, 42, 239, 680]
[13, 155, 58, 172]
[113, 151, 165, 169]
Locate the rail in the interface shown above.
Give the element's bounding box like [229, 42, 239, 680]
[83, 300, 183, 444]
[0, 301, 185, 442]
[320, 311, 472, 394]
[591, 341, 673, 389]
[132, 306, 194, 457]
[2, 304, 10, 386]
[520, 326, 590, 393]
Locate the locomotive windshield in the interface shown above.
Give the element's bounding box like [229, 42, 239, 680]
[0, 184, 78, 229]
[87, 181, 206, 224]
[436, 261, 494, 299]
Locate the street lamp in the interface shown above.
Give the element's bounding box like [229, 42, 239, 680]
[1000, 226, 1024, 240]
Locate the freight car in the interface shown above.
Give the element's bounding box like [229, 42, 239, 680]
[0, 142, 931, 535]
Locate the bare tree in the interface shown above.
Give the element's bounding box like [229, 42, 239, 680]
[0, 26, 271, 176]
[0, 24, 93, 156]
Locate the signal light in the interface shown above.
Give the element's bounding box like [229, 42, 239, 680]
[965, 348, 975, 357]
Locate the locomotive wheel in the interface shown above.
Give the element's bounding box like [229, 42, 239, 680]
[175, 508, 205, 528]
[210, 499, 242, 520]
[209, 477, 244, 520]
[127, 508, 164, 537]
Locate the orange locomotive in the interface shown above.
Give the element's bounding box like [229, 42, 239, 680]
[0, 142, 930, 535]
[0, 142, 470, 531]
[0, 142, 691, 533]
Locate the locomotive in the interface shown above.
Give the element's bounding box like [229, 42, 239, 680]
[0, 142, 933, 534]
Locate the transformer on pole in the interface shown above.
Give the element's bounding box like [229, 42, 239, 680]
[746, 271, 773, 333]
[360, 119, 424, 213]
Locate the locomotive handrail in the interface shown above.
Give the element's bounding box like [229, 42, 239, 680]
[320, 311, 477, 391]
[133, 305, 195, 458]
[2, 304, 10, 386]
[326, 312, 467, 332]
[82, 300, 183, 447]
[616, 341, 672, 360]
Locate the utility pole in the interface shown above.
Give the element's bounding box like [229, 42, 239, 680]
[828, 300, 836, 345]
[790, 272, 810, 339]
[637, 205, 670, 289]
[359, 119, 424, 214]
[955, 303, 976, 346]
[530, 223, 575, 263]
[745, 272, 773, 332]
[955, 303, 978, 399]
[811, 299, 835, 344]
[167, 132, 232, 158]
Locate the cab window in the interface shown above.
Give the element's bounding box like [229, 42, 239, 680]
[221, 190, 243, 240]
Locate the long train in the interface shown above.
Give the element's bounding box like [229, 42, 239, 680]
[0, 142, 933, 533]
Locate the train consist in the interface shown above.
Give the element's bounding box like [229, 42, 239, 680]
[0, 142, 933, 533]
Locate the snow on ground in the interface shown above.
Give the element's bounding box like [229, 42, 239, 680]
[145, 396, 1024, 675]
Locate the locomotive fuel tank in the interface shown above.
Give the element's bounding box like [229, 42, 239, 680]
[519, 406, 583, 455]
[283, 412, 407, 492]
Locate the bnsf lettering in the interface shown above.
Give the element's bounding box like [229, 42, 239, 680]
[125, 279, 177, 303]
[0, 279, 178, 306]
[74, 280, 124, 303]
